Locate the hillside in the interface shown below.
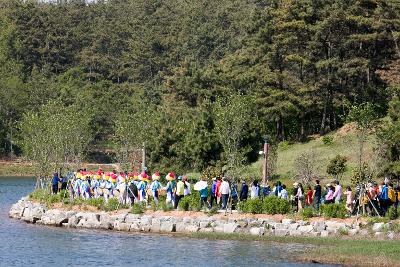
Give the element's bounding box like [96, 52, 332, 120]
[245, 123, 376, 186]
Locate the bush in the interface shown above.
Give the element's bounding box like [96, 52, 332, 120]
[320, 204, 347, 219]
[29, 188, 50, 201]
[263, 196, 290, 215]
[326, 155, 347, 178]
[278, 140, 291, 150]
[240, 198, 263, 214]
[386, 206, 398, 220]
[178, 191, 201, 211]
[85, 197, 105, 210]
[131, 203, 146, 214]
[322, 135, 333, 145]
[301, 207, 315, 220]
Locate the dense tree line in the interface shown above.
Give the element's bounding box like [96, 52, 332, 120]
[0, 0, 399, 175]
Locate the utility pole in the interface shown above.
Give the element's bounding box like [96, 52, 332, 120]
[141, 142, 146, 172]
[262, 136, 269, 185]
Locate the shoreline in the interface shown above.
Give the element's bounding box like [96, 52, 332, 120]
[9, 197, 400, 267]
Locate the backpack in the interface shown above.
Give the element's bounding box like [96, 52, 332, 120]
[388, 188, 396, 203]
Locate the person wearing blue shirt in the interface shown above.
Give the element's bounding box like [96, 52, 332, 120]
[199, 178, 210, 210]
[210, 178, 217, 207]
[239, 180, 248, 201]
[51, 173, 59, 194]
[379, 182, 389, 213]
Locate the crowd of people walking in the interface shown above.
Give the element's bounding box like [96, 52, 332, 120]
[51, 169, 399, 216]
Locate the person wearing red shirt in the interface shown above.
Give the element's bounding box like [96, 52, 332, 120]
[305, 186, 313, 207]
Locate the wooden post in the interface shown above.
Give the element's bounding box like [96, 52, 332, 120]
[142, 142, 146, 172]
[262, 137, 269, 185]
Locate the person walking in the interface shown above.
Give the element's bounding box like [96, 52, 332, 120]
[210, 178, 217, 207]
[215, 178, 222, 206]
[183, 176, 191, 196]
[239, 180, 248, 201]
[174, 176, 185, 209]
[199, 177, 210, 210]
[296, 183, 304, 212]
[305, 186, 313, 207]
[51, 173, 60, 195]
[333, 180, 342, 203]
[313, 179, 322, 210]
[219, 177, 230, 210]
[250, 180, 260, 199]
[343, 186, 354, 213]
[279, 185, 288, 199]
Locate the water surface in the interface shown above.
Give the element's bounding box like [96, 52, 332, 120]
[0, 177, 333, 267]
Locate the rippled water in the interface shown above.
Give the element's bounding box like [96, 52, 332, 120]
[0, 177, 333, 267]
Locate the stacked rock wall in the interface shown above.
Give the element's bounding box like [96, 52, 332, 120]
[9, 198, 398, 239]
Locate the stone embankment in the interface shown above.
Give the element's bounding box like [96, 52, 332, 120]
[9, 198, 398, 239]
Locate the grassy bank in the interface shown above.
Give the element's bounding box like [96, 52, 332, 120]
[189, 232, 398, 267]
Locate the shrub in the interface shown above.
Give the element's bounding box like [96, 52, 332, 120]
[386, 206, 398, 220]
[29, 189, 50, 201]
[322, 135, 333, 145]
[178, 191, 201, 211]
[301, 207, 315, 220]
[131, 203, 146, 214]
[244, 198, 264, 214]
[278, 140, 291, 150]
[320, 204, 347, 219]
[207, 206, 219, 216]
[263, 196, 290, 215]
[326, 155, 347, 178]
[85, 197, 105, 210]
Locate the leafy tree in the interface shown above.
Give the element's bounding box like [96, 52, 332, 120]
[347, 103, 378, 176]
[213, 94, 253, 176]
[19, 101, 92, 186]
[326, 155, 347, 179]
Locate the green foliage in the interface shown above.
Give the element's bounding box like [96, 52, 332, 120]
[201, 166, 223, 181]
[0, 0, 399, 179]
[239, 198, 263, 214]
[239, 196, 290, 215]
[327, 155, 347, 178]
[320, 204, 347, 219]
[262, 196, 291, 215]
[178, 191, 201, 211]
[301, 207, 315, 220]
[131, 203, 146, 214]
[322, 136, 334, 146]
[386, 206, 398, 220]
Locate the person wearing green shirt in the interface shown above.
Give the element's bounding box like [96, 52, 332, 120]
[174, 176, 185, 209]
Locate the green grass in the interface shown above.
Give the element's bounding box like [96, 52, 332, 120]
[248, 124, 376, 186]
[189, 232, 399, 266]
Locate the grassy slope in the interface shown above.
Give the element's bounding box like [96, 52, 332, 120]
[245, 123, 376, 186]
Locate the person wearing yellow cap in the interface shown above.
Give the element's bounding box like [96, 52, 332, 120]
[150, 172, 163, 205]
[164, 172, 176, 206]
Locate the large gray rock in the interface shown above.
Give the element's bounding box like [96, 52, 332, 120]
[68, 215, 80, 228]
[249, 227, 265, 236]
[160, 221, 176, 232]
[274, 223, 289, 230]
[282, 219, 294, 224]
[9, 201, 26, 219]
[223, 223, 239, 233]
[41, 209, 72, 226]
[312, 221, 326, 232]
[298, 225, 314, 234]
[99, 213, 114, 230]
[185, 225, 200, 233]
[114, 222, 130, 231]
[150, 218, 162, 232]
[21, 202, 46, 223]
[76, 212, 101, 228]
[175, 222, 186, 232]
[125, 214, 141, 224]
[274, 229, 289, 236]
[372, 223, 385, 232]
[140, 215, 153, 226]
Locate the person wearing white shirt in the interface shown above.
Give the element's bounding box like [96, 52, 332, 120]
[279, 185, 288, 200]
[219, 177, 230, 209]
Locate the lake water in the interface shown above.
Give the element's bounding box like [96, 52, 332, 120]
[0, 177, 334, 267]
